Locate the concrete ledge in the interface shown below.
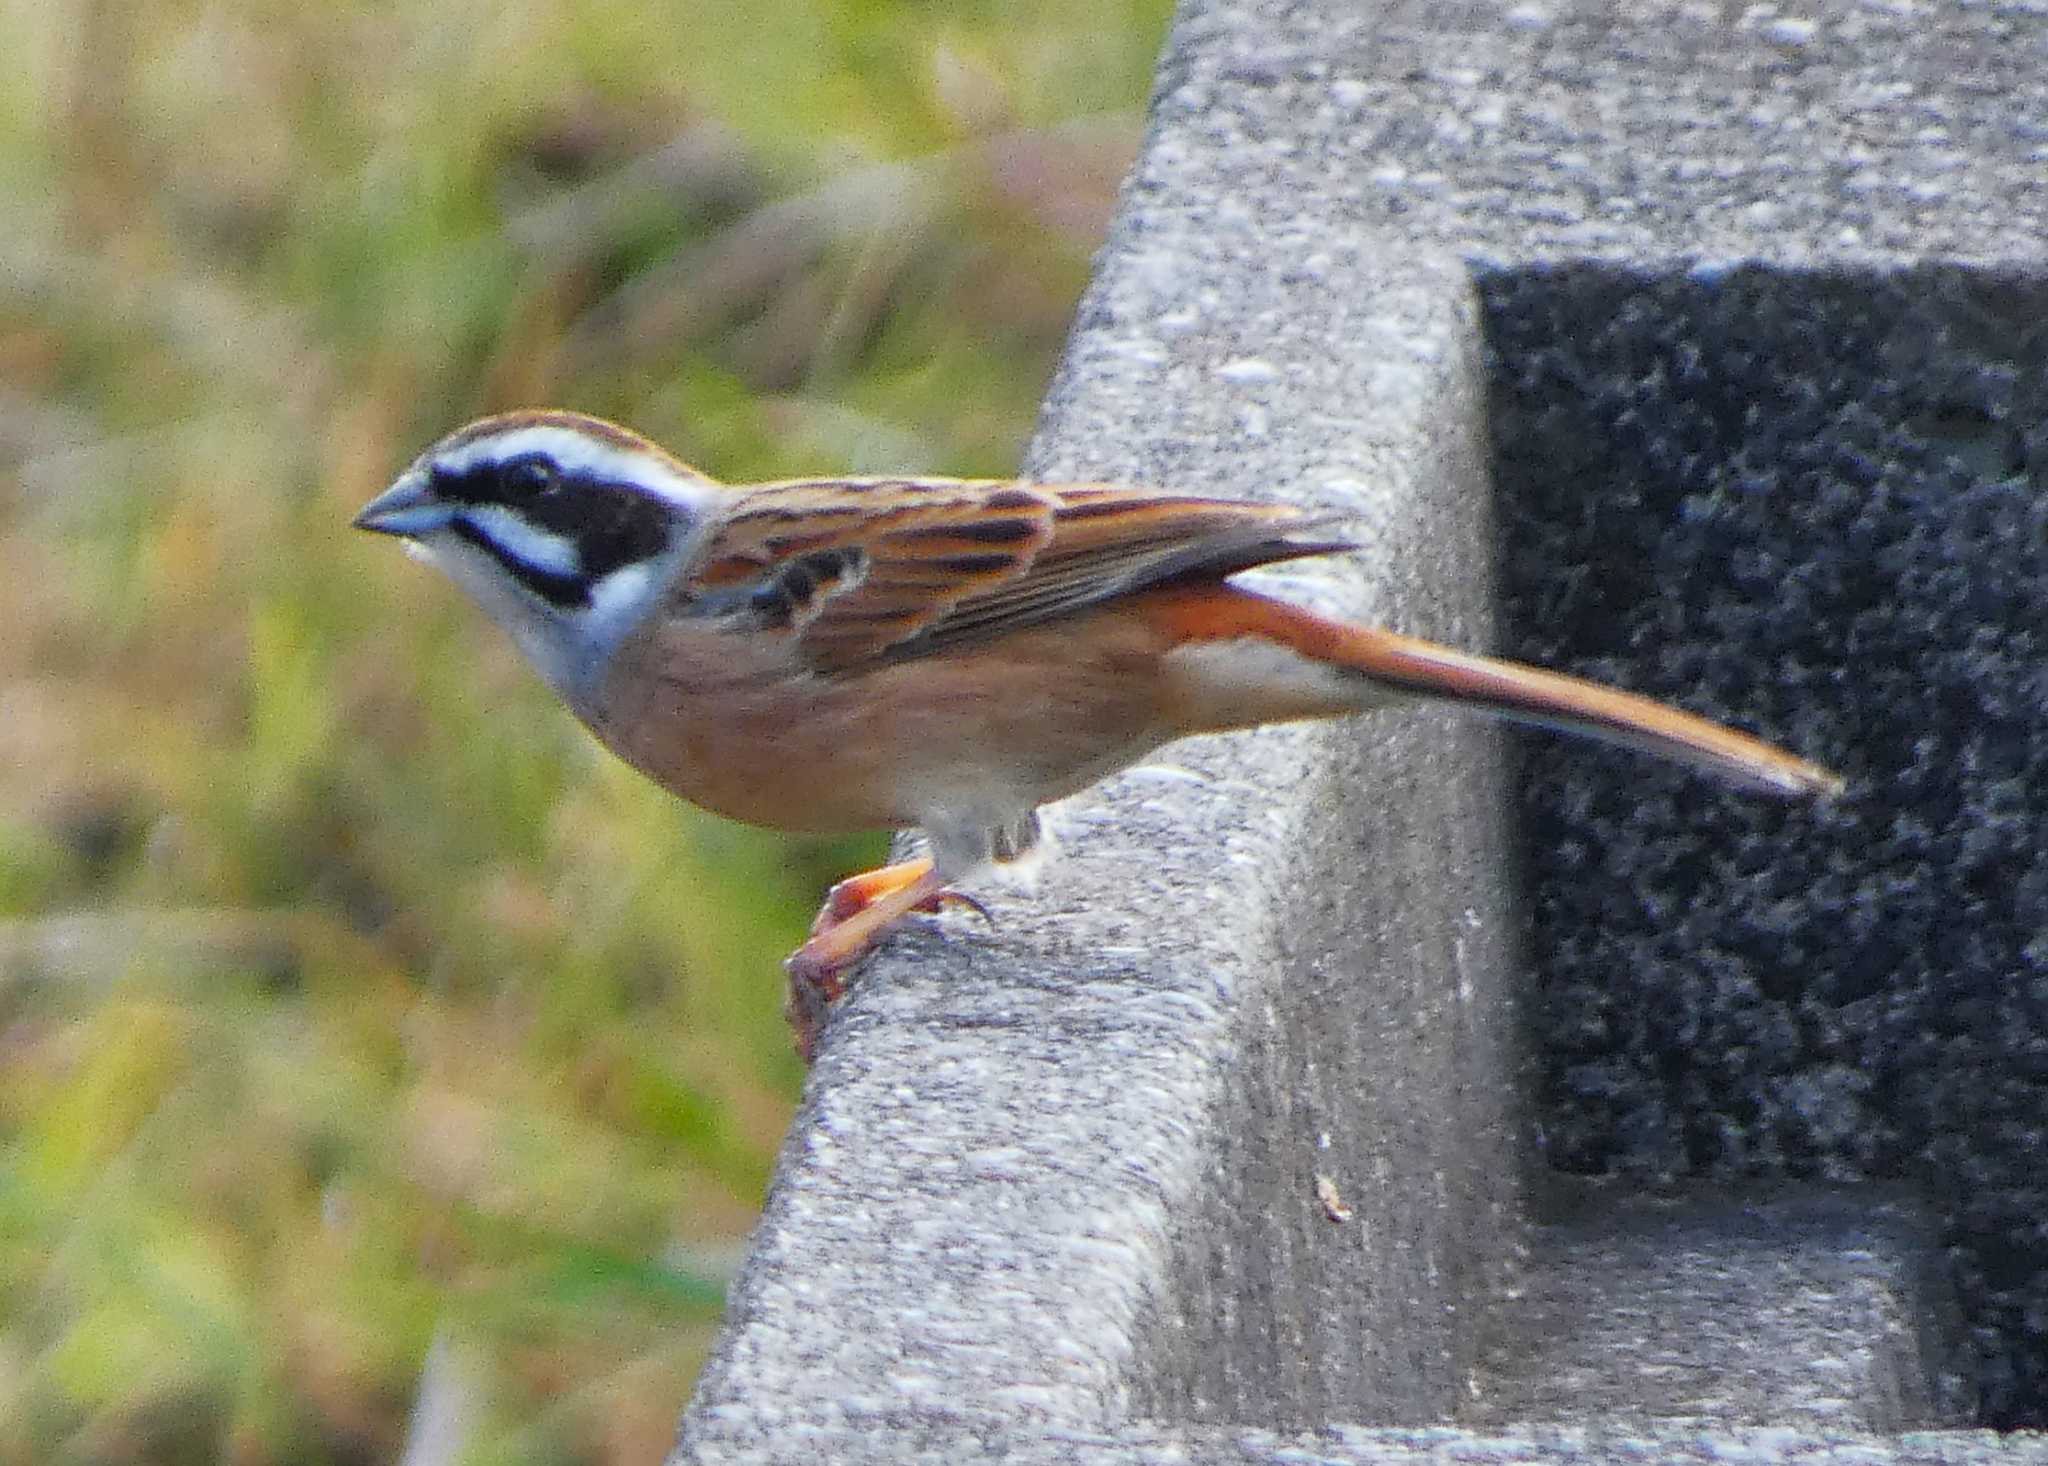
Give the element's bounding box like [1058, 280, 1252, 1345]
[680, 231, 1517, 1440]
[673, 0, 2048, 1458]
[1469, 1184, 1969, 1430]
[680, 1422, 2048, 1466]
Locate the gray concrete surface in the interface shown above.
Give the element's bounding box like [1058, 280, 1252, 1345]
[681, 219, 1523, 1442]
[673, 0, 2048, 1459]
[1467, 1185, 1968, 1430]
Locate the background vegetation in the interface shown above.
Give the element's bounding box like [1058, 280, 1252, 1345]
[0, 1, 1172, 1459]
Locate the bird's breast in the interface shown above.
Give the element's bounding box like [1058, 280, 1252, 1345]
[577, 610, 1181, 836]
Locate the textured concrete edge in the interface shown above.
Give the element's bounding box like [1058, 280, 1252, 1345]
[669, 252, 1504, 1458]
[675, 1417, 2048, 1466]
[667, 75, 1529, 1466]
[1070, 259, 1525, 1427]
[1468, 1182, 1972, 1430]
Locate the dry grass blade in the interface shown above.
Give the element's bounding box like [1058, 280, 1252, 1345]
[553, 156, 940, 378]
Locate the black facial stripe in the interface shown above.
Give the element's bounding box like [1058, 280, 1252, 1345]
[433, 458, 676, 587]
[563, 483, 672, 579]
[451, 520, 590, 608]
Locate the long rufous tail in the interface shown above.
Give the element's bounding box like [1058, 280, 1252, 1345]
[1147, 586, 1843, 799]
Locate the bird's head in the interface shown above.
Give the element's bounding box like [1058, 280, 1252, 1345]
[354, 410, 717, 695]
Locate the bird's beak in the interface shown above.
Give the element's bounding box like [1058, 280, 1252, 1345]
[352, 468, 451, 537]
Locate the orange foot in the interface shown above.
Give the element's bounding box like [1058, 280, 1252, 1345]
[783, 857, 988, 1062]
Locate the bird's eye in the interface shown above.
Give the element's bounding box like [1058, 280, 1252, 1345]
[502, 457, 557, 497]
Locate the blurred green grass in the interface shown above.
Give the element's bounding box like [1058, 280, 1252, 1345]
[0, 0, 1170, 1459]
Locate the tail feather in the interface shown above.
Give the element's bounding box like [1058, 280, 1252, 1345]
[1332, 625, 1843, 798]
[1146, 586, 1843, 799]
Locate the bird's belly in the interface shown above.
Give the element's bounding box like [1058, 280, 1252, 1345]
[580, 612, 1177, 835]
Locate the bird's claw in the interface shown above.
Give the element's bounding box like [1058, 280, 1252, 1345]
[782, 945, 849, 1065]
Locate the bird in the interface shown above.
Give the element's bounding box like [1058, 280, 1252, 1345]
[354, 409, 1842, 1059]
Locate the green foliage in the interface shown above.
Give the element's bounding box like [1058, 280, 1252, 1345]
[0, 0, 1170, 1458]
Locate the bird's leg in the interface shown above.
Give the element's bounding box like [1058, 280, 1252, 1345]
[784, 857, 987, 1061]
[811, 857, 930, 928]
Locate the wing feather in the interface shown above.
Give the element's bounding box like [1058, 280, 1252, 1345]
[683, 476, 1351, 672]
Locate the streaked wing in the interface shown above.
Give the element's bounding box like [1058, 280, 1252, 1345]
[684, 476, 1352, 672]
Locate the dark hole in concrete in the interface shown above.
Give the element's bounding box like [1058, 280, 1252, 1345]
[1478, 262, 2048, 1429]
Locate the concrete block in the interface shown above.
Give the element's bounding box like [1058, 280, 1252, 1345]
[673, 0, 2048, 1458]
